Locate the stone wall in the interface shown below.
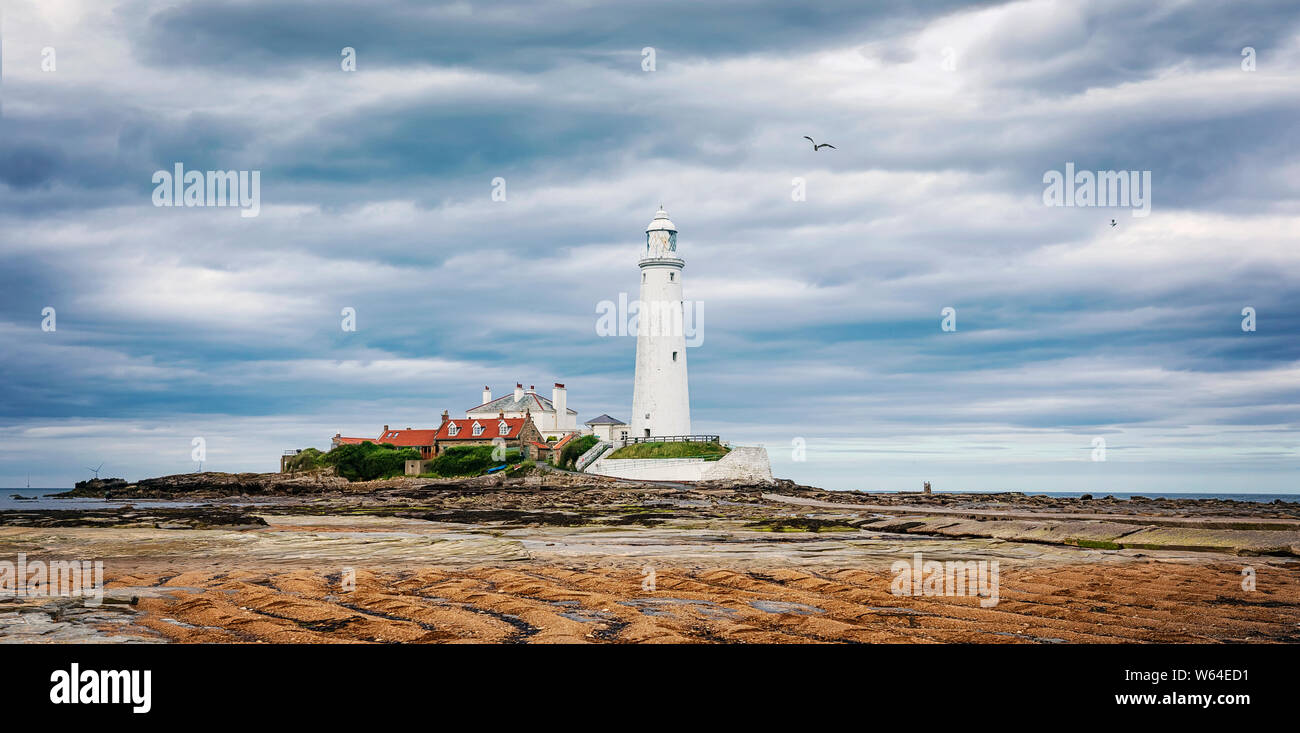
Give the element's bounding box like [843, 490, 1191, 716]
[405, 459, 433, 476]
[700, 446, 774, 482]
[586, 445, 773, 483]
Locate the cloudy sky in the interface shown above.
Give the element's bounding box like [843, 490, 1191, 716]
[1, 0, 1298, 492]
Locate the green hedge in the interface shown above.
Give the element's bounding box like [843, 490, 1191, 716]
[558, 434, 599, 469]
[283, 447, 326, 472]
[322, 441, 421, 481]
[425, 445, 522, 477]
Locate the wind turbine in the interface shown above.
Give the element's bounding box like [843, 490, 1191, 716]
[86, 462, 104, 480]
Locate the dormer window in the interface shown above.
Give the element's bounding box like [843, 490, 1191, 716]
[472, 421, 483, 436]
[448, 423, 459, 436]
[499, 421, 510, 435]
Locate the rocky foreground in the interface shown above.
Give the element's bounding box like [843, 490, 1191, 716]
[2, 469, 1296, 643]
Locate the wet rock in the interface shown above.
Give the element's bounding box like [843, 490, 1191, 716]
[743, 518, 859, 533]
[0, 595, 163, 644]
[57, 471, 350, 499]
[1115, 527, 1300, 556]
[0, 507, 269, 529]
[861, 514, 1300, 557]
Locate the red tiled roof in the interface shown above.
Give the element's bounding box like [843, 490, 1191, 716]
[436, 417, 528, 441]
[527, 433, 577, 453]
[376, 429, 439, 446]
[551, 432, 578, 451]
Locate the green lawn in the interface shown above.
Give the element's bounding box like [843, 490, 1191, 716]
[605, 441, 730, 461]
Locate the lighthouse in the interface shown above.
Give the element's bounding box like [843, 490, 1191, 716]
[631, 207, 692, 438]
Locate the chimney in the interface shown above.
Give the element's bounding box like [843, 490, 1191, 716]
[514, 383, 524, 402]
[440, 410, 449, 425]
[499, 410, 505, 419]
[482, 385, 491, 404]
[552, 382, 567, 433]
[383, 425, 389, 432]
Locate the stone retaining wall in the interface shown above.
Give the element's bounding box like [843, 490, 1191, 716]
[587, 445, 773, 483]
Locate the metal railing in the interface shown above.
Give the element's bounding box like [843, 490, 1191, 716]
[622, 435, 720, 445]
[575, 441, 612, 472]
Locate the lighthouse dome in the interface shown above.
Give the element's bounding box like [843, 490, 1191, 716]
[643, 207, 679, 258]
[645, 207, 676, 233]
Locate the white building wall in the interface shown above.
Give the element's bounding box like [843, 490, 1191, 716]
[550, 385, 578, 433]
[588, 423, 629, 442]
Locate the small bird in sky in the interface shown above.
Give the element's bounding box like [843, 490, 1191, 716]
[803, 136, 836, 151]
[1110, 219, 1117, 227]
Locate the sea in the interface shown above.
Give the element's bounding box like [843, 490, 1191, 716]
[1, 488, 1297, 511]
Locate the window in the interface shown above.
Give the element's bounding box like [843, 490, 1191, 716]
[472, 421, 483, 436]
[669, 272, 674, 281]
[620, 431, 628, 440]
[499, 421, 509, 435]
[672, 351, 677, 362]
[448, 423, 459, 436]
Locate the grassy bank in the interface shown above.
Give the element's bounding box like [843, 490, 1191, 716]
[606, 441, 729, 461]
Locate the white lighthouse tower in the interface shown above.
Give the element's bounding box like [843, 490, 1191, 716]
[631, 207, 692, 438]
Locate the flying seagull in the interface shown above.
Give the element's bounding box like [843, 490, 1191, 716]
[803, 136, 836, 151]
